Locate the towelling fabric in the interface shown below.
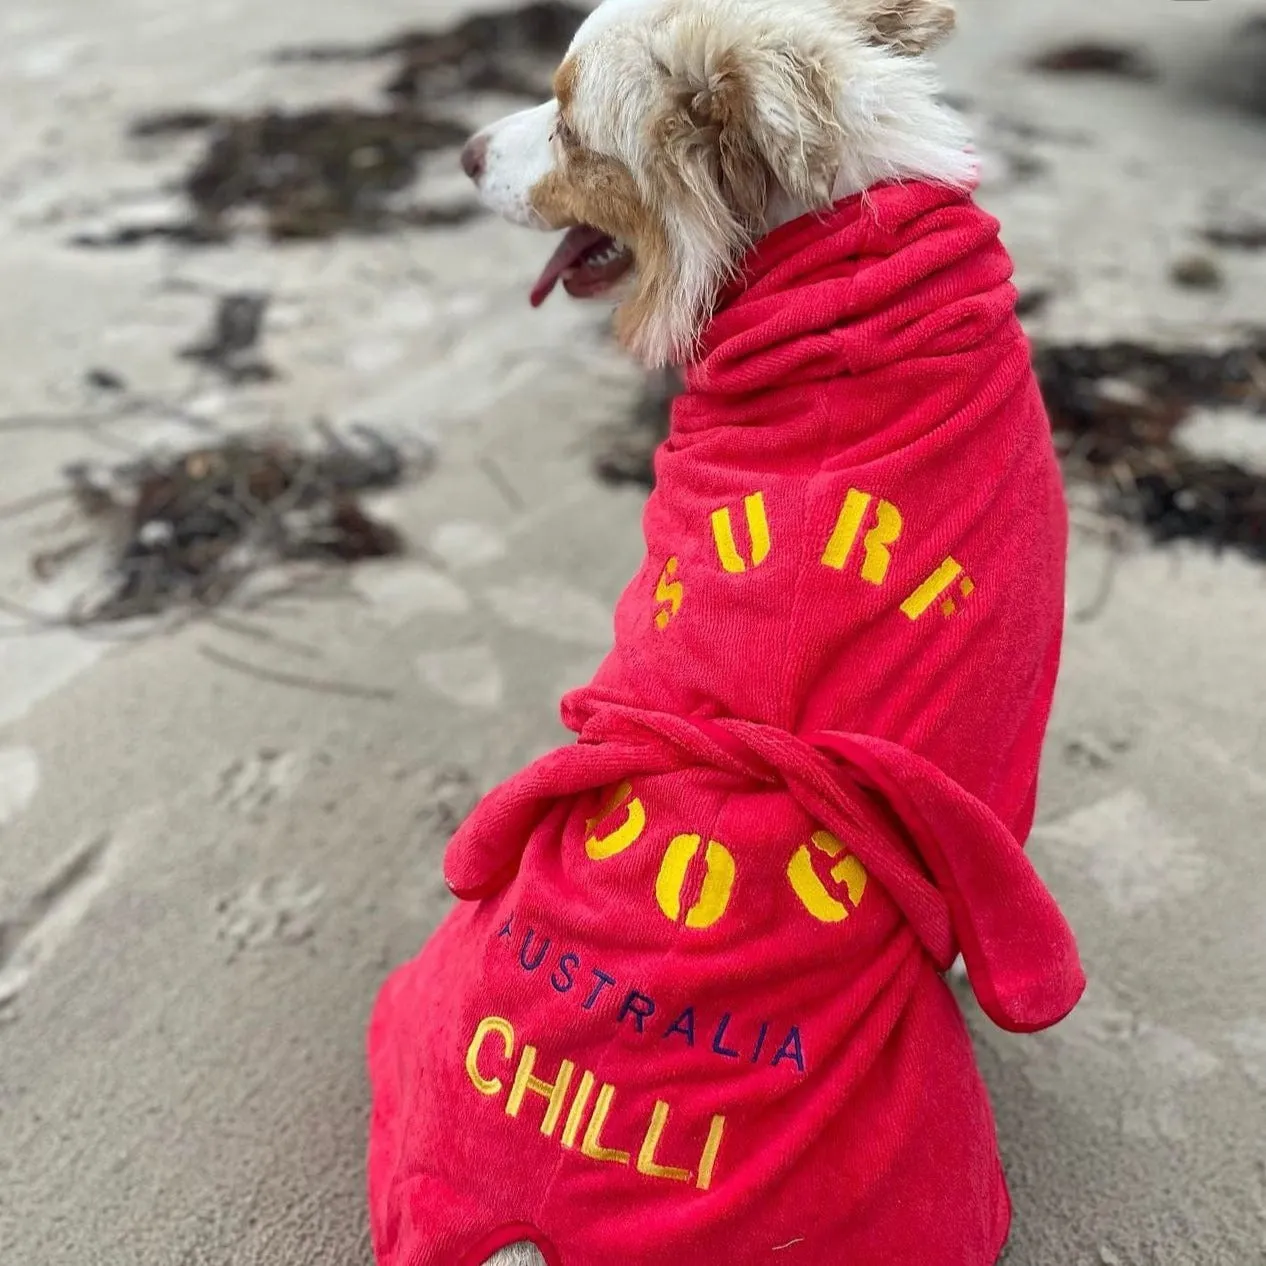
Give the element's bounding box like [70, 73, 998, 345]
[368, 181, 1085, 1266]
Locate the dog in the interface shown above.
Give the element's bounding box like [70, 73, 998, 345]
[460, 0, 974, 367]
[365, 3, 1085, 1264]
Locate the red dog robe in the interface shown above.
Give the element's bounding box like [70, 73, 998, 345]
[367, 181, 1084, 1266]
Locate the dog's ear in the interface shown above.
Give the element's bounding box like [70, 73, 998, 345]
[860, 1, 956, 56]
[656, 33, 842, 229]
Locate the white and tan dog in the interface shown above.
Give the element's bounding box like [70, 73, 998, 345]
[459, 3, 977, 1262]
[461, 0, 971, 368]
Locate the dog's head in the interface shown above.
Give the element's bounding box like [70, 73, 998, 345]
[462, 0, 970, 366]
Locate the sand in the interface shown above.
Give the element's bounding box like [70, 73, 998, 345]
[1, 1, 1264, 1263]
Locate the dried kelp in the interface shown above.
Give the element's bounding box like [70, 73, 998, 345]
[44, 426, 423, 623]
[273, 1, 586, 103]
[111, 2, 586, 245]
[1027, 42, 1157, 81]
[183, 108, 470, 239]
[1036, 339, 1266, 560]
[178, 292, 276, 383]
[1201, 222, 1266, 251]
[592, 369, 679, 491]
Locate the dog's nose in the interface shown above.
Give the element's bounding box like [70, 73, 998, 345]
[461, 135, 488, 182]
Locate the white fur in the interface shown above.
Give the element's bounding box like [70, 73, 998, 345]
[465, 0, 972, 366]
[471, 100, 559, 227]
[465, 0, 972, 365]
[485, 1246, 546, 1266]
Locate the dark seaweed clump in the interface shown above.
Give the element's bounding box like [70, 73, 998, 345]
[51, 426, 420, 622]
[99, 2, 588, 244]
[1036, 339, 1266, 560]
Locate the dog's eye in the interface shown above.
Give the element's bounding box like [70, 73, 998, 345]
[551, 118, 576, 147]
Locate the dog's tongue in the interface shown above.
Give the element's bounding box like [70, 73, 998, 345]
[530, 225, 610, 308]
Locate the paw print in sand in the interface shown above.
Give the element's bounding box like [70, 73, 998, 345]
[212, 748, 307, 816]
[215, 875, 325, 956]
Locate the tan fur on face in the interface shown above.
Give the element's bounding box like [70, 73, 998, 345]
[530, 32, 842, 363]
[553, 55, 580, 111]
[537, 53, 678, 354]
[532, 146, 677, 354]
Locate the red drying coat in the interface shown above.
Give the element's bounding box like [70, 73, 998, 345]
[368, 181, 1084, 1266]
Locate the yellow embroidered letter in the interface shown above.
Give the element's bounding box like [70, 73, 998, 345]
[900, 557, 975, 620]
[821, 489, 902, 585]
[561, 1070, 597, 1149]
[585, 782, 647, 861]
[787, 830, 869, 924]
[581, 1084, 631, 1166]
[861, 499, 903, 585]
[697, 1115, 727, 1191]
[655, 835, 736, 930]
[821, 489, 872, 570]
[654, 556, 684, 629]
[506, 1045, 576, 1138]
[466, 1016, 514, 1096]
[636, 1101, 694, 1183]
[711, 492, 771, 573]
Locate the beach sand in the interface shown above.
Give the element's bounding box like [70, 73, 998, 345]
[2, 1, 1265, 1262]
